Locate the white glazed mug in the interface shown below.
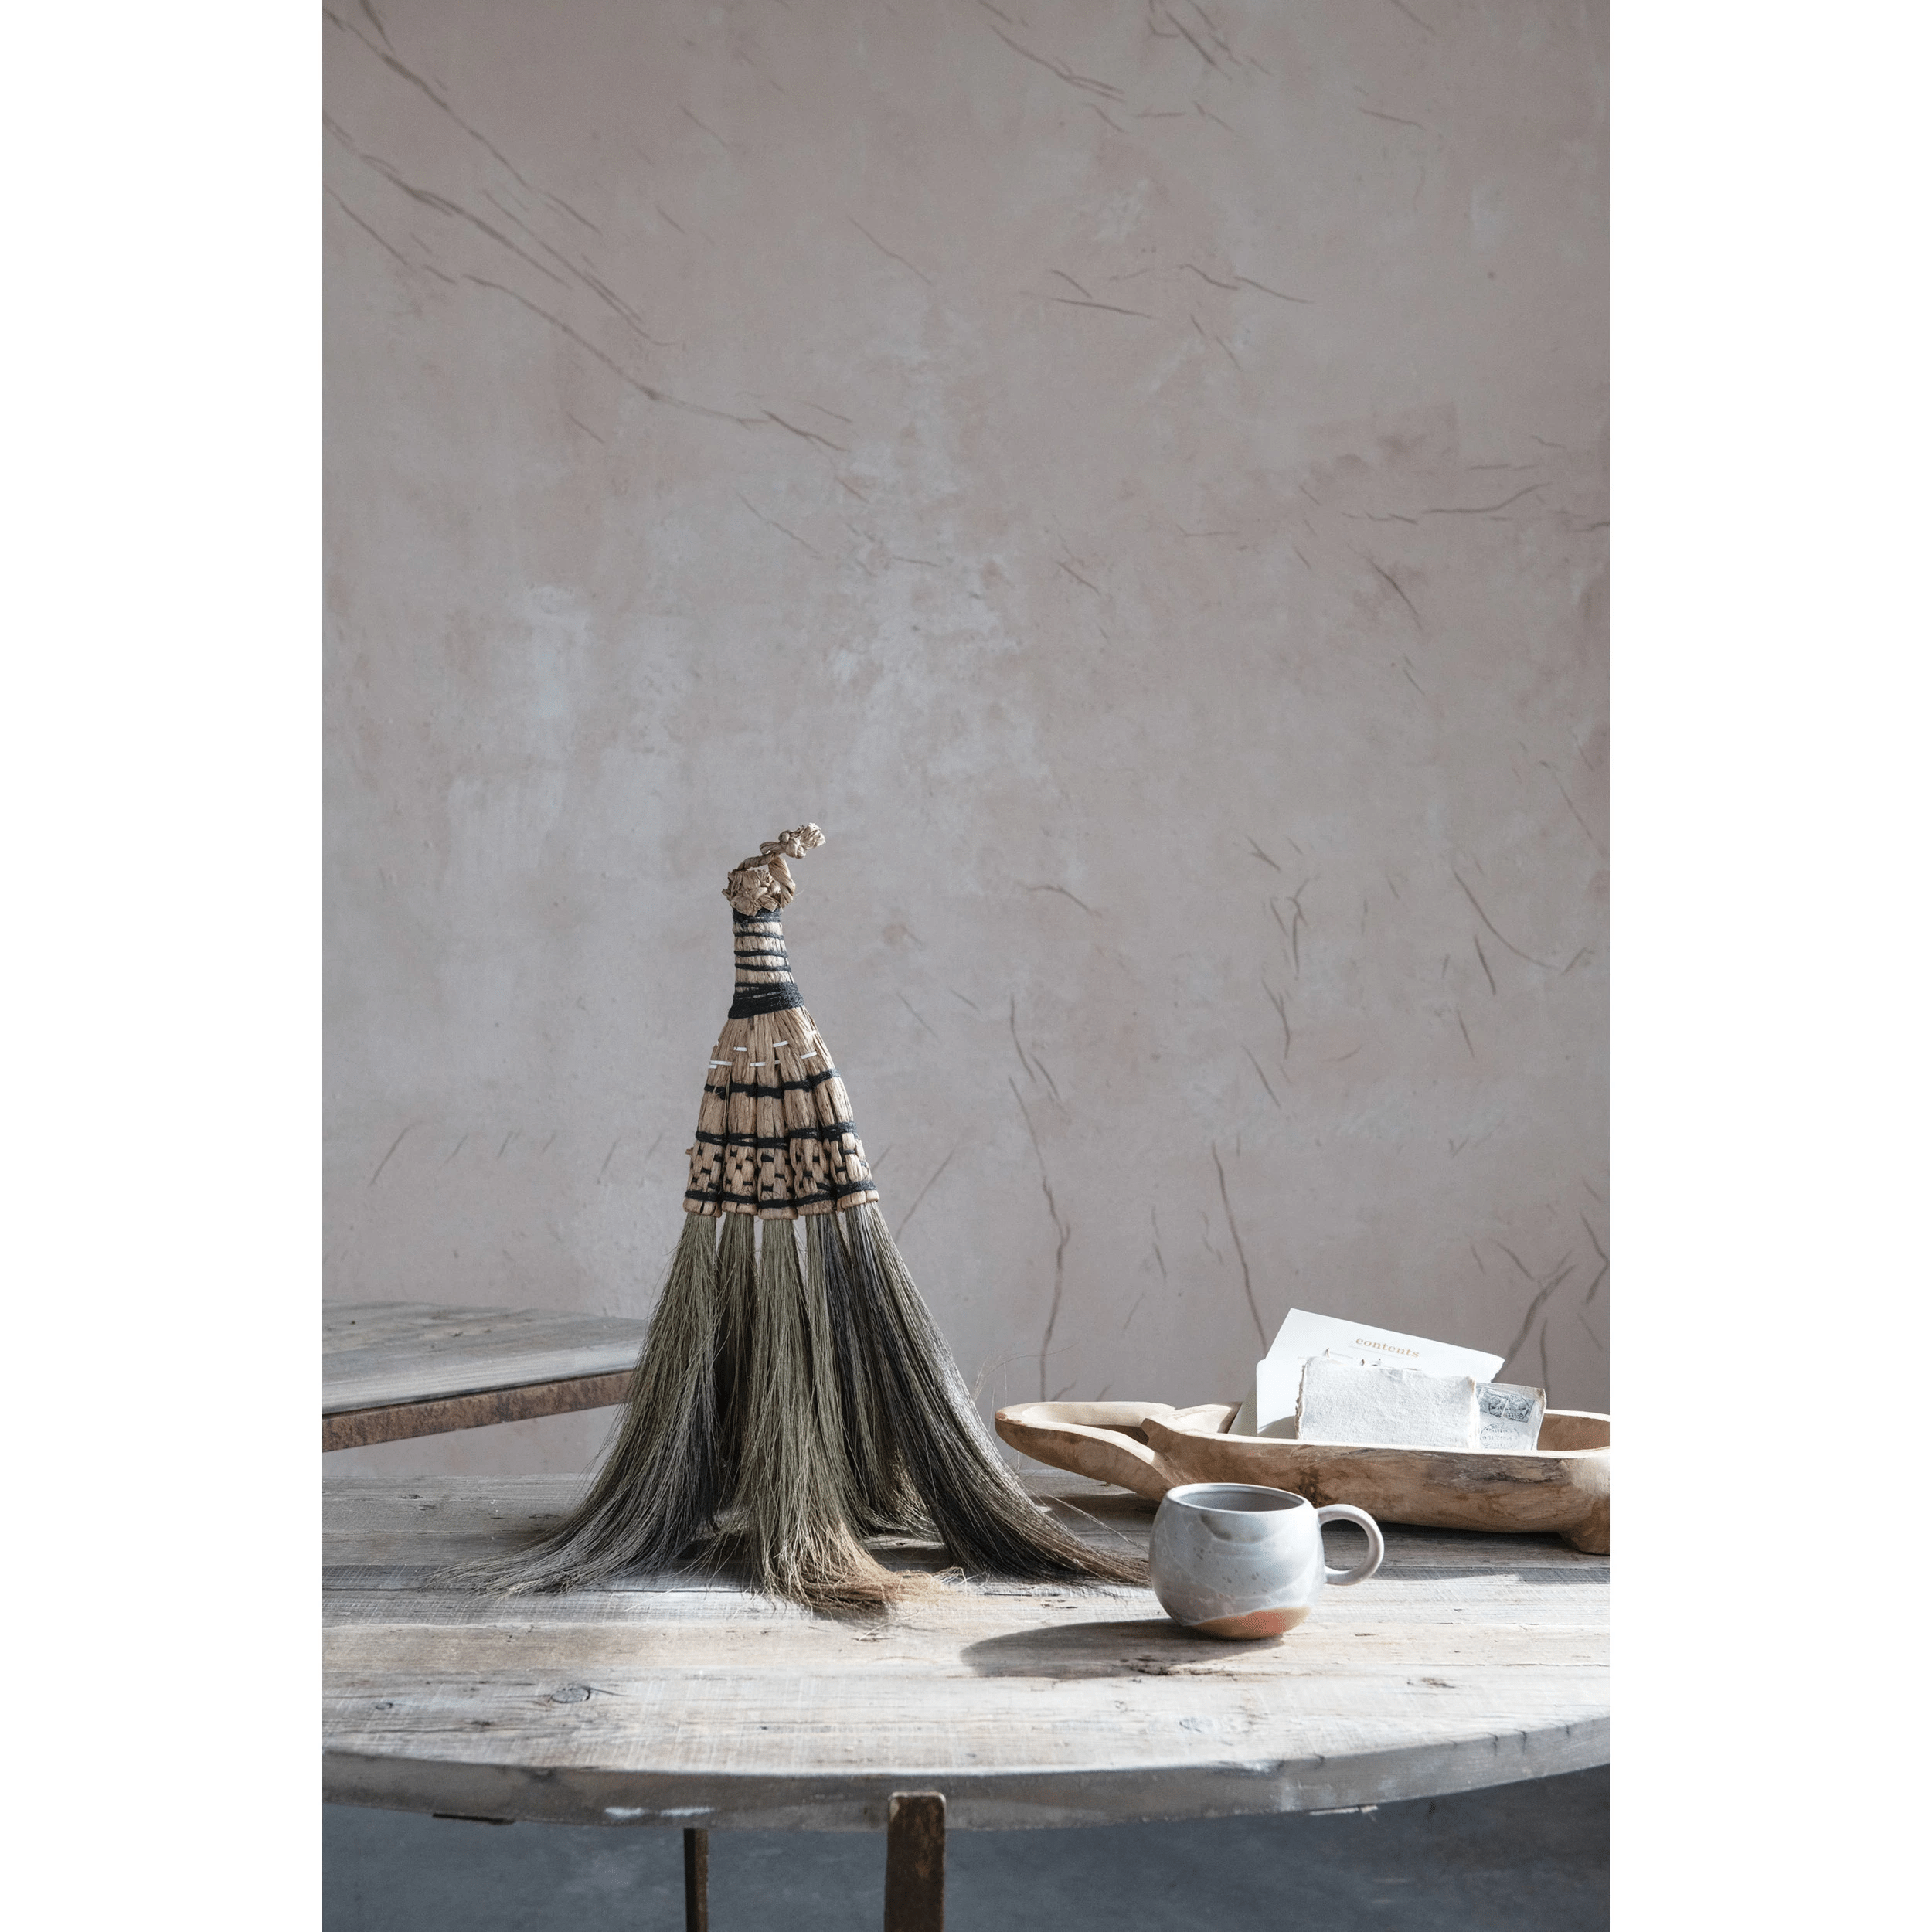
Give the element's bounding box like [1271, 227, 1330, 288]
[1150, 1482, 1385, 1639]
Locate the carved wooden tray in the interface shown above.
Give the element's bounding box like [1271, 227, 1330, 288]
[994, 1400, 1611, 1554]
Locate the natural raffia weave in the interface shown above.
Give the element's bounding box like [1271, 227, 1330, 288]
[682, 827, 881, 1216]
[682, 964, 879, 1218]
[456, 827, 1142, 1609]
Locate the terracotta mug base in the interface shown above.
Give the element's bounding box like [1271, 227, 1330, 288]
[1184, 1604, 1313, 1641]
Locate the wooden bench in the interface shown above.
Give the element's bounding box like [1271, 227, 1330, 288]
[323, 1301, 648, 1451]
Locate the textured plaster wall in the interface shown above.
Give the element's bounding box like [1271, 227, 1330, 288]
[325, 0, 1607, 1475]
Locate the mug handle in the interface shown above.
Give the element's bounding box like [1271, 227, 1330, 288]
[1315, 1504, 1385, 1586]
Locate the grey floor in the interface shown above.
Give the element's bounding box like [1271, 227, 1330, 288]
[325, 1766, 1605, 1930]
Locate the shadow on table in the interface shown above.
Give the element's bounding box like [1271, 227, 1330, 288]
[962, 1617, 1278, 1677]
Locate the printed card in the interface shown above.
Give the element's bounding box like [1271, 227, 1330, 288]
[1239, 1308, 1506, 1437]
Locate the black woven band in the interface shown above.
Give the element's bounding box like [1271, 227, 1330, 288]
[728, 910, 802, 1016]
[729, 980, 804, 1017]
[685, 1180, 876, 1210]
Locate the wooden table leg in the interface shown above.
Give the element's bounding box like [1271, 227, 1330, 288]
[883, 1792, 945, 1932]
[683, 1826, 709, 1932]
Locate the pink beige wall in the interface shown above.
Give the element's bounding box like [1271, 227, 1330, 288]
[325, 0, 1607, 1475]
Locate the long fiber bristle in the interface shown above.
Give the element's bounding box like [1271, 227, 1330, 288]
[445, 1213, 724, 1592]
[808, 1211, 925, 1537]
[454, 1199, 1142, 1604]
[723, 1218, 911, 1610]
[838, 1204, 1146, 1587]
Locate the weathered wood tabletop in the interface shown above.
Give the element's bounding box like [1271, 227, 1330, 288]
[323, 1303, 648, 1451]
[325, 1471, 1607, 1831]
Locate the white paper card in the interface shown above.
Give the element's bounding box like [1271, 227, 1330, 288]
[1268, 1308, 1505, 1380]
[1251, 1355, 1304, 1438]
[1248, 1310, 1505, 1437]
[1295, 1355, 1480, 1448]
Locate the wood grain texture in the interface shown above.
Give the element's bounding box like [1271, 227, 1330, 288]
[324, 1374, 634, 1451]
[324, 1473, 1607, 1831]
[995, 1402, 1611, 1554]
[324, 1302, 648, 1413]
[884, 1794, 945, 1932]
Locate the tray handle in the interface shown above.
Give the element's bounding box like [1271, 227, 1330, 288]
[994, 1401, 1234, 1502]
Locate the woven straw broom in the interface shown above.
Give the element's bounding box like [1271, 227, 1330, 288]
[473, 825, 1142, 1607]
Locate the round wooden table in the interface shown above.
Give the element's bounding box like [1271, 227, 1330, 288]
[325, 1471, 1607, 1833]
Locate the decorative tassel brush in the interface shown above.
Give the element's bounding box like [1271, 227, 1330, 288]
[470, 825, 1142, 1609]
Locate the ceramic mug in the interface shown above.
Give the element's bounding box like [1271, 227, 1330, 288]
[1150, 1482, 1385, 1639]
